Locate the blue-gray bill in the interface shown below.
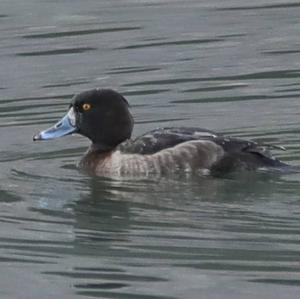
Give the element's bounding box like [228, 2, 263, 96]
[33, 107, 77, 141]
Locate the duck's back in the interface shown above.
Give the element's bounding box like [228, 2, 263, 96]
[119, 127, 218, 154]
[116, 127, 287, 175]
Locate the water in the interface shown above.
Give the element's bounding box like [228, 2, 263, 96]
[1, 0, 300, 298]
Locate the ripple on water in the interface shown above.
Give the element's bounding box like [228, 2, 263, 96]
[124, 69, 300, 87]
[16, 47, 97, 57]
[117, 37, 224, 50]
[217, 2, 300, 11]
[1, 1, 300, 298]
[22, 26, 142, 39]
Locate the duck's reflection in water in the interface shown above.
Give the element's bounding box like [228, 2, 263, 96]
[64, 171, 300, 298]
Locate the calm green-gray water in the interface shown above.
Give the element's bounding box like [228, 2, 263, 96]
[1, 1, 300, 298]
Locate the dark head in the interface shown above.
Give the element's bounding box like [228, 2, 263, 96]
[33, 89, 134, 151]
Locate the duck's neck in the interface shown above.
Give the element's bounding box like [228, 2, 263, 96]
[89, 142, 115, 153]
[79, 143, 115, 174]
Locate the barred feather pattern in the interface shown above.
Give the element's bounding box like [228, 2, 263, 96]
[80, 140, 224, 177]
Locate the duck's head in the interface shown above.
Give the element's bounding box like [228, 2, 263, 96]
[33, 89, 133, 151]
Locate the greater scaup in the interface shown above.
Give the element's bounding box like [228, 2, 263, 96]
[33, 88, 288, 176]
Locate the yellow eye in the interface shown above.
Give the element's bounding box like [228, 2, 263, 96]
[82, 103, 91, 111]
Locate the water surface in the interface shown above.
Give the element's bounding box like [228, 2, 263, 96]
[1, 1, 300, 298]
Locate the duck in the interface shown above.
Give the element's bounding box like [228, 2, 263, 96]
[33, 88, 289, 177]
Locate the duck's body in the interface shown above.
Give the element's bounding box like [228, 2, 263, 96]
[33, 89, 288, 177]
[80, 138, 223, 176]
[80, 127, 286, 177]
